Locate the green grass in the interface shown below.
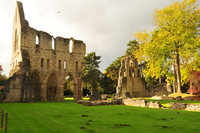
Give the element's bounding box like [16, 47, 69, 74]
[0, 101, 199, 133]
[64, 97, 90, 101]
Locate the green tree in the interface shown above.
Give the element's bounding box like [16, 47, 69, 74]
[0, 65, 2, 78]
[82, 52, 101, 95]
[104, 56, 123, 91]
[126, 40, 139, 57]
[99, 74, 115, 94]
[64, 76, 74, 96]
[135, 0, 200, 93]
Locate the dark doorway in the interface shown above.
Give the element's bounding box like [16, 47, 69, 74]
[31, 72, 41, 101]
[47, 73, 58, 101]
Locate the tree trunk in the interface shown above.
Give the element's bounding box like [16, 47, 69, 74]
[159, 77, 162, 84]
[173, 52, 177, 93]
[90, 88, 93, 95]
[175, 51, 182, 93]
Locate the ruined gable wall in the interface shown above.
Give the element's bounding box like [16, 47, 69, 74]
[116, 57, 147, 97]
[6, 1, 86, 102]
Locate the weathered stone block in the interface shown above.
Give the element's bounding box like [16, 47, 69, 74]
[122, 98, 147, 107]
[186, 104, 200, 111]
[169, 103, 187, 110]
[82, 100, 112, 106]
[147, 101, 162, 108]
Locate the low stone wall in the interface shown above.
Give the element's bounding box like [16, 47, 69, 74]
[79, 98, 200, 112]
[122, 98, 162, 108]
[79, 99, 122, 106]
[186, 104, 200, 111]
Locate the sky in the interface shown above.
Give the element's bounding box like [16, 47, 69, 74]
[0, 0, 182, 76]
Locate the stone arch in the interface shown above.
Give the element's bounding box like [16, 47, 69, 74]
[30, 70, 41, 101]
[64, 72, 76, 97]
[63, 72, 82, 100]
[46, 72, 59, 101]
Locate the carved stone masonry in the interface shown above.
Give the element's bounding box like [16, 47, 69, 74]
[4, 1, 86, 102]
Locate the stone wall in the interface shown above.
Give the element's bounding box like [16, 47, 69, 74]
[148, 83, 171, 97]
[4, 1, 86, 102]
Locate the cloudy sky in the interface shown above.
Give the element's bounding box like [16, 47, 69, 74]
[0, 0, 182, 76]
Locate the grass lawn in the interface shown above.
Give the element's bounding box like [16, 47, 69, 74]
[0, 100, 199, 133]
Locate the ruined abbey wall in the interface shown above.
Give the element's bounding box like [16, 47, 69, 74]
[4, 2, 86, 102]
[116, 57, 147, 97]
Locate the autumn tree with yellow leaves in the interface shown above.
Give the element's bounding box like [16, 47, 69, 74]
[134, 0, 200, 93]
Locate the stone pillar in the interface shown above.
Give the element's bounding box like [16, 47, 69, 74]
[40, 80, 46, 101]
[77, 79, 82, 100]
[57, 83, 64, 101]
[73, 83, 78, 101]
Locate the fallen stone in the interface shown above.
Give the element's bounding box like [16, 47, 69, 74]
[101, 94, 108, 100]
[186, 104, 200, 111]
[89, 94, 102, 101]
[111, 98, 122, 105]
[169, 103, 187, 110]
[82, 100, 112, 106]
[147, 101, 162, 108]
[76, 100, 84, 104]
[123, 98, 147, 107]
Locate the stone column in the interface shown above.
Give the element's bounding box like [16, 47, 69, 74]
[73, 83, 78, 101]
[40, 80, 46, 101]
[57, 83, 64, 101]
[77, 78, 82, 100]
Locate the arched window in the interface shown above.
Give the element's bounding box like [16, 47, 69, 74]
[69, 39, 73, 53]
[47, 59, 50, 68]
[41, 58, 44, 67]
[59, 60, 61, 69]
[36, 35, 39, 45]
[64, 60, 67, 70]
[52, 37, 55, 50]
[36, 35, 40, 49]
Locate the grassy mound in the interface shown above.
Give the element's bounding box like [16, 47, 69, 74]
[0, 101, 199, 133]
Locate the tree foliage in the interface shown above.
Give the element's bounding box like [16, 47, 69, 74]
[0, 65, 2, 77]
[134, 0, 200, 93]
[103, 56, 123, 93]
[82, 52, 101, 95]
[0, 65, 7, 86]
[126, 40, 139, 57]
[64, 76, 74, 96]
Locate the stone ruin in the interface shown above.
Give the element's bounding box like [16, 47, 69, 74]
[116, 57, 148, 98]
[3, 2, 86, 102]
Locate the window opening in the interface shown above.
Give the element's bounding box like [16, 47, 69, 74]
[52, 37, 55, 50]
[69, 39, 73, 53]
[41, 58, 44, 67]
[59, 60, 61, 69]
[64, 60, 67, 70]
[47, 59, 50, 68]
